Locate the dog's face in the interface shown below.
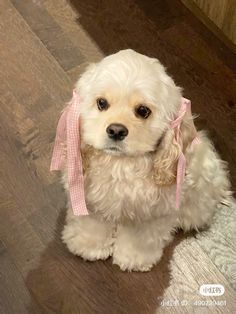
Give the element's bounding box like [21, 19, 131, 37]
[77, 49, 182, 156]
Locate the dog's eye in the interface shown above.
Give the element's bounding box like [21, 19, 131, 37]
[97, 98, 109, 111]
[135, 105, 151, 119]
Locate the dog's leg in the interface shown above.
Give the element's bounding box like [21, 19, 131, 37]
[113, 216, 175, 272]
[62, 209, 115, 261]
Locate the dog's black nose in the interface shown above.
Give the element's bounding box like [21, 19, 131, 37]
[106, 123, 128, 141]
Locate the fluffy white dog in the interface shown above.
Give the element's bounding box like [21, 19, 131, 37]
[62, 49, 231, 271]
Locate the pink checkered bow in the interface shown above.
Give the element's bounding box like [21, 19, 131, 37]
[50, 92, 200, 216]
[50, 90, 89, 216]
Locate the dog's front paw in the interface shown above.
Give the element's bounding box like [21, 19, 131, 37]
[112, 223, 169, 272]
[112, 243, 162, 272]
[62, 216, 114, 261]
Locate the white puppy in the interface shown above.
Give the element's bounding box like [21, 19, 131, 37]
[62, 49, 231, 271]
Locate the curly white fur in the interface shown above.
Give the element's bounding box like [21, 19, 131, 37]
[62, 49, 231, 271]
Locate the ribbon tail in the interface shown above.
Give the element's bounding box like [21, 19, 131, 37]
[67, 97, 89, 216]
[175, 152, 186, 210]
[50, 108, 68, 171]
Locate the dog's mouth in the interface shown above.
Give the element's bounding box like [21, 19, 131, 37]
[103, 145, 124, 155]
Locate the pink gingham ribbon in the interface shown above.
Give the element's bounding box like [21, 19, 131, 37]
[50, 90, 89, 216]
[171, 98, 200, 209]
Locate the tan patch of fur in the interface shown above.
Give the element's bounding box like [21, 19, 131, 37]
[152, 133, 179, 186]
[81, 144, 99, 173]
[152, 114, 197, 186]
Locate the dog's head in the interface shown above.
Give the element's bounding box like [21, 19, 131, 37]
[77, 50, 196, 168]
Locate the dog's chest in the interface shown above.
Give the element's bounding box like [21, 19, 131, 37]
[84, 154, 174, 220]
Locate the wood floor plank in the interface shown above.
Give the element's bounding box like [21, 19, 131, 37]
[0, 0, 72, 204]
[0, 3, 75, 311]
[0, 0, 72, 187]
[136, 0, 236, 72]
[43, 0, 103, 63]
[10, 0, 85, 72]
[0, 240, 42, 314]
[66, 61, 91, 82]
[0, 0, 72, 107]
[161, 21, 236, 101]
[0, 86, 65, 217]
[0, 199, 44, 276]
[11, 0, 103, 73]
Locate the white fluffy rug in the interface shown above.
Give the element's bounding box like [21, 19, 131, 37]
[156, 201, 236, 313]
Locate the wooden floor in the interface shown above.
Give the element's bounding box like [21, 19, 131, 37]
[0, 0, 235, 313]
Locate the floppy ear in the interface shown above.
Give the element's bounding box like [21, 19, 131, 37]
[153, 131, 180, 186]
[153, 107, 197, 186]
